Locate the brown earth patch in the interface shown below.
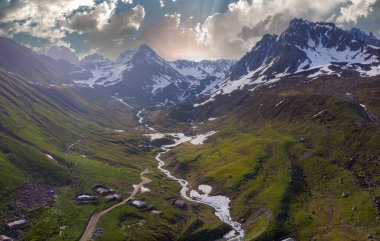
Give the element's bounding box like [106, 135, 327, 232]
[15, 182, 56, 210]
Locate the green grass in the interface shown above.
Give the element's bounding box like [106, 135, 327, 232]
[155, 90, 380, 241]
[1, 70, 380, 240]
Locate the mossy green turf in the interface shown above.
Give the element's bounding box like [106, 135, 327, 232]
[154, 86, 380, 240]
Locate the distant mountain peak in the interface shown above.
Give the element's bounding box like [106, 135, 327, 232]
[288, 18, 336, 28]
[138, 43, 153, 51]
[67, 42, 236, 106]
[135, 44, 157, 57]
[170, 59, 236, 80]
[45, 46, 79, 65]
[82, 53, 106, 63]
[116, 44, 156, 63]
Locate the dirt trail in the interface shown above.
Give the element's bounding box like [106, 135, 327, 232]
[78, 172, 151, 241]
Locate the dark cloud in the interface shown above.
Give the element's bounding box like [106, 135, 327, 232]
[238, 13, 292, 41]
[1, 0, 380, 60]
[86, 5, 145, 57]
[64, 13, 98, 33]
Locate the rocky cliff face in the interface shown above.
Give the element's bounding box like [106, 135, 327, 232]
[230, 18, 379, 81]
[69, 45, 235, 106]
[350, 27, 380, 47]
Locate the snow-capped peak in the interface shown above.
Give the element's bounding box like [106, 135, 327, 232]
[69, 44, 234, 106]
[82, 53, 108, 64]
[196, 19, 380, 104]
[117, 49, 136, 63]
[229, 18, 380, 82]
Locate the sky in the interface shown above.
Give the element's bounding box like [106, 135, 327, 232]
[0, 0, 379, 60]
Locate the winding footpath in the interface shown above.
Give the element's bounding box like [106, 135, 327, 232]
[137, 110, 245, 241]
[79, 172, 151, 241]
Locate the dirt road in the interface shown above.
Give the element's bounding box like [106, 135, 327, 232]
[78, 172, 151, 241]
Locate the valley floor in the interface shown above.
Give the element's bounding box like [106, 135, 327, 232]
[0, 77, 229, 241]
[1, 71, 380, 241]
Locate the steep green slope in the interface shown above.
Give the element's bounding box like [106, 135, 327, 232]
[0, 69, 138, 235]
[146, 76, 380, 241]
[0, 37, 74, 84]
[0, 69, 228, 241]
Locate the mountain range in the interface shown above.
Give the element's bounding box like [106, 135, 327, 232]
[39, 18, 380, 107]
[201, 18, 380, 103]
[45, 44, 235, 106]
[1, 18, 380, 241]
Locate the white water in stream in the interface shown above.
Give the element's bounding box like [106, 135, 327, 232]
[137, 110, 245, 241]
[360, 104, 375, 122]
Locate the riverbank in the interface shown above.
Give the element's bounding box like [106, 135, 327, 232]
[138, 110, 245, 241]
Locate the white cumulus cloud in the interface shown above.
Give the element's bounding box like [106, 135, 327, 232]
[337, 0, 377, 23]
[0, 0, 379, 60]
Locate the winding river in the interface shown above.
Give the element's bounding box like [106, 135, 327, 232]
[137, 110, 245, 241]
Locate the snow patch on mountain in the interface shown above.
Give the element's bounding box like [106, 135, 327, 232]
[170, 62, 209, 79]
[356, 65, 380, 77]
[307, 65, 336, 78]
[171, 60, 235, 80]
[69, 45, 236, 106]
[297, 39, 377, 69]
[150, 75, 172, 94]
[197, 19, 380, 104]
[71, 51, 136, 88]
[193, 97, 215, 107]
[190, 131, 217, 145]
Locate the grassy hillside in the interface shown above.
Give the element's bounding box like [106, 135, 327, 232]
[0, 37, 74, 84]
[0, 69, 227, 240]
[148, 76, 380, 241]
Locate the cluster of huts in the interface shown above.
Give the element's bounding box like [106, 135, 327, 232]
[76, 184, 121, 204]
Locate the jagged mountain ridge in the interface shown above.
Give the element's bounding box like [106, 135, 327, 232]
[200, 18, 380, 101]
[106, 44, 192, 106]
[230, 18, 380, 81]
[350, 27, 380, 48]
[69, 45, 235, 106]
[0, 37, 235, 107]
[3, 18, 380, 108]
[70, 44, 192, 106]
[170, 59, 235, 80]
